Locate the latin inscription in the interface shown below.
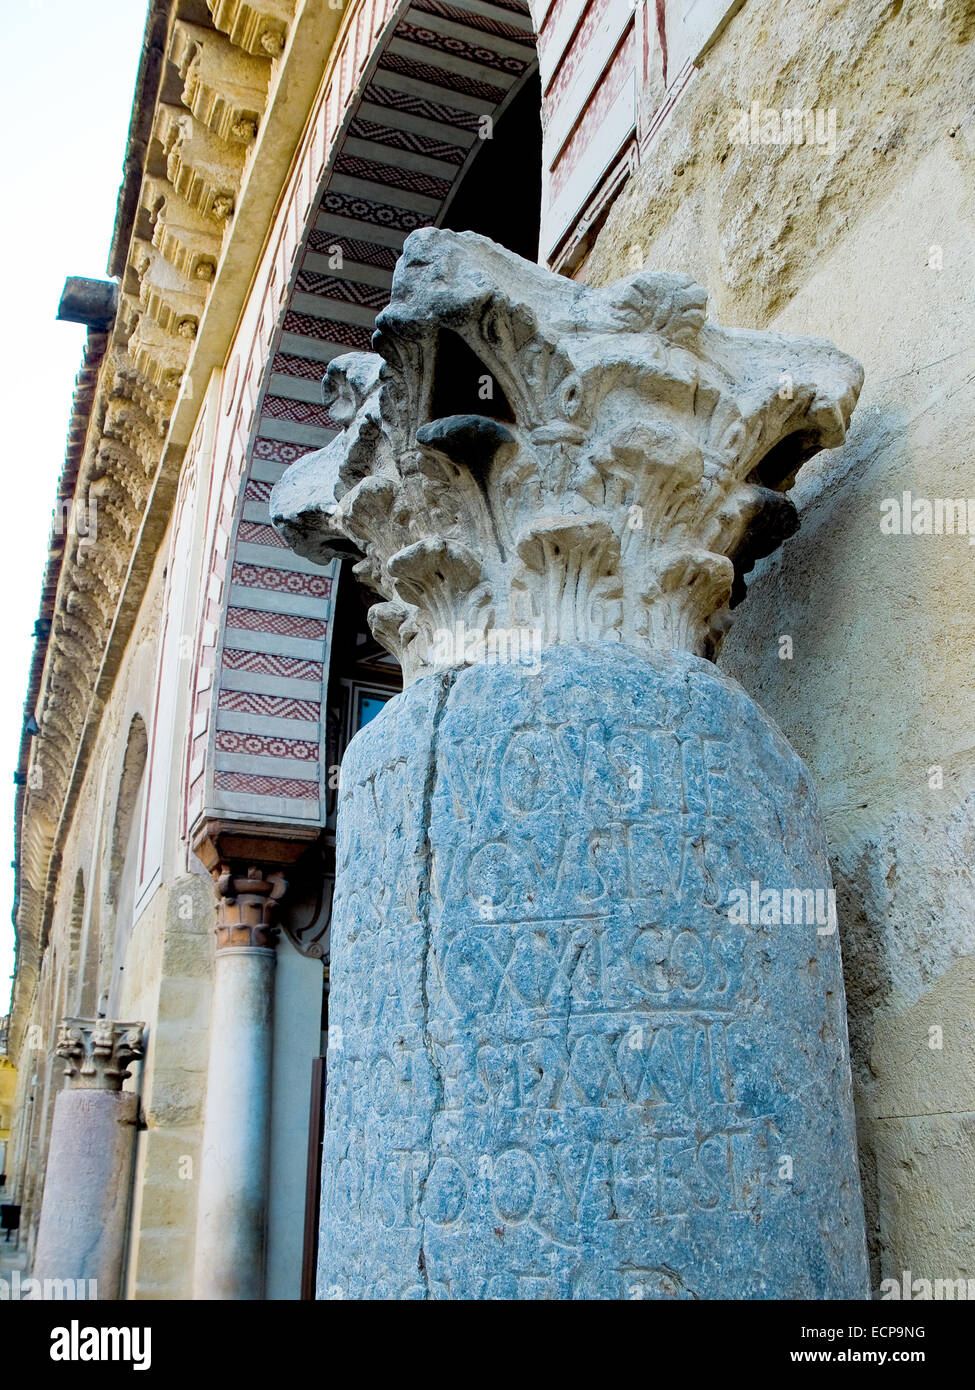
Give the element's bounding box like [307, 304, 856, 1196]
[318, 650, 866, 1299]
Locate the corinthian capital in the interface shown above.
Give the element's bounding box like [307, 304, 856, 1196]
[271, 228, 863, 681]
[56, 1018, 145, 1091]
[213, 864, 287, 950]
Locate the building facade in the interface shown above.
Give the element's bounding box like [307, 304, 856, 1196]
[0, 1016, 15, 1195]
[6, 0, 974, 1298]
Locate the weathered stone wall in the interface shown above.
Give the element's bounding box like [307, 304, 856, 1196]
[12, 528, 217, 1298]
[10, 551, 160, 1259]
[588, 0, 975, 1286]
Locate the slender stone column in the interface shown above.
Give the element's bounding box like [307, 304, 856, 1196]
[33, 1019, 145, 1297]
[193, 862, 286, 1300]
[272, 227, 871, 1299]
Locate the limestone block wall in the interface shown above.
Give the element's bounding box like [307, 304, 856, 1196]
[11, 446, 219, 1296]
[586, 0, 975, 1286]
[76, 400, 221, 1300]
[124, 872, 214, 1300]
[15, 375, 327, 1297]
[10, 549, 164, 1259]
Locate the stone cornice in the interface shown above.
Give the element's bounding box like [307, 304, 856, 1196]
[10, 0, 345, 1061]
[108, 1, 174, 281]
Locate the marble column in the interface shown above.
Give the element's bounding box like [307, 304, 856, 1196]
[32, 1018, 145, 1297]
[271, 227, 871, 1299]
[192, 862, 285, 1300]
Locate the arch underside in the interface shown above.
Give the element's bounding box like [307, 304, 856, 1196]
[204, 0, 537, 827]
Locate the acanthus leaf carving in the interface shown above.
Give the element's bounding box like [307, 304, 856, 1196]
[56, 1018, 146, 1092]
[271, 229, 863, 679]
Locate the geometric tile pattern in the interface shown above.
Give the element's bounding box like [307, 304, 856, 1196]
[215, 731, 319, 759]
[222, 649, 324, 681]
[411, 0, 532, 43]
[305, 229, 401, 270]
[214, 771, 320, 800]
[347, 116, 468, 166]
[281, 310, 376, 348]
[334, 153, 454, 202]
[218, 690, 321, 721]
[394, 20, 530, 78]
[293, 269, 391, 309]
[260, 395, 338, 429]
[378, 51, 506, 104]
[230, 563, 332, 598]
[319, 191, 430, 235]
[360, 82, 484, 134]
[252, 438, 319, 465]
[243, 479, 274, 503]
[226, 606, 328, 640]
[267, 353, 333, 383]
[238, 519, 291, 548]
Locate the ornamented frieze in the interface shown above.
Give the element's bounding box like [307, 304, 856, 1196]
[12, 2, 293, 1051]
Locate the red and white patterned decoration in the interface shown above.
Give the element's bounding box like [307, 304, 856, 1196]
[186, 0, 538, 837]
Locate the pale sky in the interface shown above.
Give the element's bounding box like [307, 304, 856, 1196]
[0, 2, 149, 1009]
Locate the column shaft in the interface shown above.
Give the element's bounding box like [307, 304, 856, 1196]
[193, 946, 275, 1299]
[31, 1018, 144, 1298]
[192, 860, 287, 1300]
[33, 1089, 139, 1295]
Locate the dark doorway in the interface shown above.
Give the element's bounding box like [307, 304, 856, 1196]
[440, 70, 542, 261]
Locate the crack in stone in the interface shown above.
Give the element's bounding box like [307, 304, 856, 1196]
[414, 667, 454, 1298]
[873, 1109, 975, 1122]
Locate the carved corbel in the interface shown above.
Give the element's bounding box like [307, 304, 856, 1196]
[127, 315, 193, 391]
[144, 179, 222, 281]
[137, 246, 209, 338]
[170, 21, 270, 146]
[206, 0, 296, 58]
[155, 104, 245, 222]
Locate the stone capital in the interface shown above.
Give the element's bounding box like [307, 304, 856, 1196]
[271, 228, 863, 682]
[212, 863, 287, 950]
[192, 817, 314, 951]
[56, 1018, 145, 1091]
